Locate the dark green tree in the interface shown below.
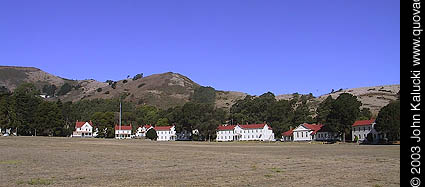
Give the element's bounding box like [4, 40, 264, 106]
[10, 83, 41, 135]
[34, 101, 63, 136]
[191, 86, 216, 104]
[358, 108, 372, 120]
[57, 83, 72, 96]
[146, 128, 158, 140]
[315, 95, 334, 124]
[0, 91, 12, 129]
[91, 112, 115, 138]
[327, 93, 362, 141]
[42, 84, 57, 97]
[375, 100, 400, 141]
[156, 118, 169, 126]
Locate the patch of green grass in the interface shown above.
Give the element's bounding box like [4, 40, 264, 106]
[0, 160, 21, 165]
[17, 178, 53, 185]
[264, 174, 273, 178]
[270, 167, 283, 173]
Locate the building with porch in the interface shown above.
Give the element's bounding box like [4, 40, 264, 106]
[292, 123, 337, 141]
[72, 121, 94, 137]
[352, 119, 382, 143]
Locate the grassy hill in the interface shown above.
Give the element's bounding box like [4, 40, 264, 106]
[0, 66, 399, 113]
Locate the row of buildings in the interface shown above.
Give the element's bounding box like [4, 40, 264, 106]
[280, 119, 382, 143]
[70, 119, 381, 143]
[71, 121, 176, 141]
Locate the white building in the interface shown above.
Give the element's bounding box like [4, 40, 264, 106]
[352, 119, 381, 143]
[216, 124, 275, 142]
[216, 125, 236, 141]
[115, 124, 132, 139]
[135, 125, 153, 138]
[72, 121, 94, 137]
[281, 129, 293, 142]
[292, 123, 336, 141]
[154, 125, 176, 141]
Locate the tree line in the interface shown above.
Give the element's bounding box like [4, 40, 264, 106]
[0, 83, 399, 141]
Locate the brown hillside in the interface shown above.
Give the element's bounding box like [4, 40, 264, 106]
[0, 66, 399, 113]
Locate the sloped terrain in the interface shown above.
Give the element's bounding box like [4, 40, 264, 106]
[0, 66, 399, 113]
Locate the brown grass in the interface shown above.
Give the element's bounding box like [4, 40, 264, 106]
[0, 137, 399, 186]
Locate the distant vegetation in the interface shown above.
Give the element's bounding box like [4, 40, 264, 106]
[132, 73, 143, 81]
[191, 86, 216, 104]
[42, 84, 57, 97]
[57, 83, 72, 96]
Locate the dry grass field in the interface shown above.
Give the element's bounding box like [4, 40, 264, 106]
[0, 137, 399, 187]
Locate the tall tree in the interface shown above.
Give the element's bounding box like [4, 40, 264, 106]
[327, 93, 362, 141]
[375, 100, 400, 141]
[315, 95, 334, 124]
[91, 112, 115, 138]
[0, 91, 12, 129]
[34, 101, 63, 136]
[10, 83, 41, 135]
[358, 108, 372, 120]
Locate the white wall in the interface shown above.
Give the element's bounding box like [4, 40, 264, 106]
[156, 126, 176, 141]
[216, 125, 275, 142]
[73, 122, 93, 137]
[352, 123, 379, 142]
[216, 130, 235, 141]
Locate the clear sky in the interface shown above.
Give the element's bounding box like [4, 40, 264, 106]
[0, 0, 400, 96]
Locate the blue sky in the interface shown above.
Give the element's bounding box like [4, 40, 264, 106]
[0, 0, 400, 96]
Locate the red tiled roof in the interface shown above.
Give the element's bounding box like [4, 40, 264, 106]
[144, 125, 152, 129]
[154, 126, 173, 131]
[302, 123, 324, 135]
[282, 129, 293, 136]
[352, 119, 375, 127]
[115, 124, 132, 130]
[75, 121, 93, 128]
[217, 125, 236, 130]
[239, 124, 272, 130]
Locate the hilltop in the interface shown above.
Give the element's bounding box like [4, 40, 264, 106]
[0, 66, 399, 113]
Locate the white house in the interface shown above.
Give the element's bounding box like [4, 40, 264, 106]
[115, 124, 132, 139]
[281, 129, 293, 142]
[216, 123, 275, 142]
[72, 121, 94, 137]
[154, 125, 176, 141]
[135, 125, 153, 138]
[292, 123, 336, 141]
[216, 125, 236, 142]
[352, 119, 381, 143]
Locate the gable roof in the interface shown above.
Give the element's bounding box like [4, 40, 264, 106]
[352, 119, 375, 127]
[114, 124, 132, 130]
[295, 123, 324, 135]
[154, 126, 174, 131]
[239, 124, 272, 130]
[139, 125, 152, 129]
[75, 121, 93, 128]
[303, 124, 323, 135]
[217, 125, 236, 131]
[282, 129, 293, 136]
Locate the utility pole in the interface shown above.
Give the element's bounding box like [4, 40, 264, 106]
[119, 98, 122, 139]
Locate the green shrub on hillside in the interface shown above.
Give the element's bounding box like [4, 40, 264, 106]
[57, 83, 72, 96]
